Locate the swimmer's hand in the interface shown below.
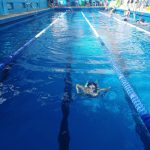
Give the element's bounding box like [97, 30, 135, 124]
[98, 86, 111, 92]
[103, 86, 111, 91]
[76, 84, 79, 93]
[76, 84, 84, 94]
[107, 86, 111, 90]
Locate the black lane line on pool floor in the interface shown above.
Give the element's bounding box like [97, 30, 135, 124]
[58, 58, 72, 150]
[81, 11, 150, 134]
[0, 12, 66, 72]
[57, 12, 74, 150]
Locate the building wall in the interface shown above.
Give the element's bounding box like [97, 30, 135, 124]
[0, 2, 3, 14]
[57, 0, 102, 6]
[0, 0, 48, 15]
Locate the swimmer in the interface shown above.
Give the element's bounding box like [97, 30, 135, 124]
[124, 9, 130, 18]
[109, 7, 115, 17]
[123, 9, 130, 21]
[66, 8, 73, 13]
[123, 18, 128, 21]
[76, 81, 111, 97]
[136, 18, 150, 26]
[66, 10, 71, 12]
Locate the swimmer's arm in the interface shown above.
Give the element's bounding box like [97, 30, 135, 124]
[76, 84, 85, 94]
[97, 87, 111, 93]
[142, 22, 150, 26]
[89, 87, 111, 97]
[90, 87, 111, 97]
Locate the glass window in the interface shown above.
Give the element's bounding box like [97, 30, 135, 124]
[22, 3, 26, 8]
[7, 2, 14, 10]
[36, 2, 39, 7]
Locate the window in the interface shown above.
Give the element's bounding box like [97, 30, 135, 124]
[7, 2, 14, 10]
[36, 2, 39, 8]
[22, 2, 26, 8]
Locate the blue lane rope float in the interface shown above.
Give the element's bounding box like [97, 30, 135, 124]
[81, 11, 150, 133]
[0, 38, 35, 70]
[0, 12, 66, 72]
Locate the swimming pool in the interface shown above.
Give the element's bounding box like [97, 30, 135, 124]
[0, 9, 150, 150]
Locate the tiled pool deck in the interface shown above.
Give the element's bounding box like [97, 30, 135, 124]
[0, 8, 50, 20]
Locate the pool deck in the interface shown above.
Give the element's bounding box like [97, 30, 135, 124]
[0, 8, 51, 20]
[118, 5, 150, 14]
[0, 7, 104, 21]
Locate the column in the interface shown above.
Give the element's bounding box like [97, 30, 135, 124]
[2, 0, 8, 14]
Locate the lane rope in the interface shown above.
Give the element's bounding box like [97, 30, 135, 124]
[0, 12, 66, 71]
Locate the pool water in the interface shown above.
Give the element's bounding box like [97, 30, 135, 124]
[0, 10, 150, 150]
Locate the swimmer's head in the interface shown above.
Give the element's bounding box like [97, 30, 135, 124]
[136, 19, 140, 23]
[124, 18, 128, 21]
[140, 18, 145, 23]
[87, 82, 97, 92]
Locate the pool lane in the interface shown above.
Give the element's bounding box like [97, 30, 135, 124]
[0, 12, 71, 150]
[69, 12, 146, 150]
[83, 11, 150, 113]
[81, 11, 150, 135]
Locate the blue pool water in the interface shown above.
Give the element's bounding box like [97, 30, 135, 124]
[0, 10, 150, 150]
